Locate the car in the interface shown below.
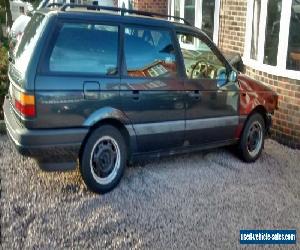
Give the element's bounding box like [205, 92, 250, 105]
[3, 4, 278, 194]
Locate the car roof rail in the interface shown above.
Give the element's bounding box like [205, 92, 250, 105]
[60, 4, 191, 26]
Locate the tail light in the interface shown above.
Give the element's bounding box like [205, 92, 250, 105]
[13, 89, 36, 118]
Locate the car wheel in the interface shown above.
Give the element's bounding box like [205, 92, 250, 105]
[80, 125, 127, 194]
[238, 113, 265, 162]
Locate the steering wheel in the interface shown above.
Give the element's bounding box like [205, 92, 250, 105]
[190, 60, 209, 79]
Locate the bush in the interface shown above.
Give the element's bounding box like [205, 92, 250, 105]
[0, 45, 9, 119]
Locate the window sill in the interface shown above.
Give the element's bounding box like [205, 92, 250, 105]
[242, 57, 300, 81]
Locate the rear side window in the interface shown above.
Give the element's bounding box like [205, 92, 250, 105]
[14, 13, 47, 73]
[48, 23, 119, 75]
[124, 27, 177, 78]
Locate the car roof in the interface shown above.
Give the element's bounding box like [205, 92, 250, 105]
[38, 7, 202, 34]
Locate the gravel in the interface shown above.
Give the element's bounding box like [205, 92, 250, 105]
[1, 135, 300, 249]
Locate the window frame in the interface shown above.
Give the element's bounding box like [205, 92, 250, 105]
[169, 0, 221, 44]
[244, 0, 300, 80]
[121, 24, 184, 80]
[38, 18, 122, 78]
[175, 28, 232, 80]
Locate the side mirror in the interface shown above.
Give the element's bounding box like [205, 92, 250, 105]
[228, 70, 238, 82]
[223, 52, 245, 73]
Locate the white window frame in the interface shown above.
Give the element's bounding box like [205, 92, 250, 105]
[169, 0, 220, 44]
[244, 0, 300, 80]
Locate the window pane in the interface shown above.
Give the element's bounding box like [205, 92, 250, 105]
[286, 0, 300, 71]
[251, 0, 261, 60]
[49, 24, 118, 74]
[124, 27, 177, 78]
[177, 33, 226, 81]
[184, 0, 195, 26]
[202, 0, 215, 40]
[263, 0, 282, 66]
[14, 13, 47, 73]
[174, 0, 180, 18]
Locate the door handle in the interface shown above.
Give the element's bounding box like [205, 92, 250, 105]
[131, 90, 140, 100]
[189, 90, 200, 99]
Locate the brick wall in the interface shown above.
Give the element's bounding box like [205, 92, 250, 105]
[218, 0, 247, 55]
[132, 0, 167, 14]
[245, 68, 300, 148]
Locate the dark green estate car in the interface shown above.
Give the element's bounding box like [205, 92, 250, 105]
[3, 5, 278, 193]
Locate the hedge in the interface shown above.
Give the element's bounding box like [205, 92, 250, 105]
[0, 45, 9, 120]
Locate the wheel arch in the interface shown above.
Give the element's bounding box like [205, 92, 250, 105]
[80, 108, 136, 163]
[244, 105, 269, 133]
[250, 105, 267, 124]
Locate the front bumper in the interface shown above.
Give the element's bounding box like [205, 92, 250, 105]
[3, 96, 89, 171]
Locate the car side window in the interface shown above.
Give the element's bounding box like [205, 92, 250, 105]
[48, 23, 119, 75]
[177, 33, 227, 81]
[124, 26, 178, 78]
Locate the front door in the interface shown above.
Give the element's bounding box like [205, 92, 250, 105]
[120, 25, 185, 153]
[176, 32, 239, 146]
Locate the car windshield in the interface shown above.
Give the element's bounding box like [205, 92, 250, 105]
[13, 13, 47, 74]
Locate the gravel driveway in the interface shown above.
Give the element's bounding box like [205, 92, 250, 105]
[1, 134, 300, 249]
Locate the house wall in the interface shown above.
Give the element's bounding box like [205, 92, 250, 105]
[134, 0, 300, 148]
[132, 0, 167, 14]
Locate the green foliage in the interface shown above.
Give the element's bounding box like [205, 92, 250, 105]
[0, 9, 6, 25]
[0, 45, 9, 119]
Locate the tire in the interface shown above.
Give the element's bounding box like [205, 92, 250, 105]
[238, 113, 265, 162]
[80, 125, 127, 194]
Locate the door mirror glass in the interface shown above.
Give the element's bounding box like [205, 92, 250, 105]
[216, 68, 227, 87]
[228, 70, 238, 83]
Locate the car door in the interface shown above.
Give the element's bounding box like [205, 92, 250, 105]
[120, 25, 185, 153]
[176, 31, 239, 146]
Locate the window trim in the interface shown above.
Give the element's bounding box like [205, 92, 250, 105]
[38, 19, 121, 77]
[244, 0, 300, 80]
[169, 0, 221, 44]
[121, 24, 183, 80]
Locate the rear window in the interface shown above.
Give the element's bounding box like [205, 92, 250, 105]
[48, 23, 119, 75]
[14, 13, 47, 73]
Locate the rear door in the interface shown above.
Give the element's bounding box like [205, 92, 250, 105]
[120, 25, 185, 153]
[176, 31, 239, 145]
[35, 19, 121, 128]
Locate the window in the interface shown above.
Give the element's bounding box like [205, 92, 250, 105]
[177, 33, 226, 81]
[19, 6, 25, 14]
[170, 0, 220, 42]
[263, 0, 282, 65]
[124, 27, 177, 78]
[14, 13, 47, 73]
[174, 0, 180, 18]
[251, 0, 261, 60]
[184, 0, 195, 26]
[244, 0, 300, 78]
[287, 0, 300, 70]
[202, 0, 216, 41]
[49, 23, 118, 74]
